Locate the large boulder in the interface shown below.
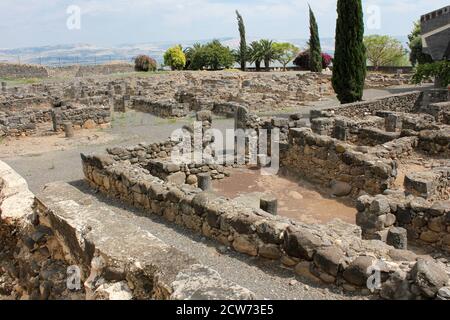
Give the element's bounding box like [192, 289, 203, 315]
[343, 256, 375, 287]
[411, 259, 449, 298]
[313, 246, 345, 276]
[330, 180, 352, 197]
[283, 226, 324, 260]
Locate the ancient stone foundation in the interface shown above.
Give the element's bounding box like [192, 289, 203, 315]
[51, 104, 111, 132]
[0, 161, 255, 300]
[79, 151, 450, 300]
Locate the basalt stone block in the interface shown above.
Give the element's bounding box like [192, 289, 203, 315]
[166, 172, 186, 186]
[229, 213, 259, 235]
[369, 196, 391, 216]
[404, 171, 440, 199]
[191, 192, 218, 216]
[386, 227, 408, 250]
[330, 180, 352, 197]
[166, 187, 185, 203]
[91, 154, 115, 169]
[205, 207, 221, 229]
[356, 195, 373, 212]
[271, 118, 289, 127]
[427, 200, 450, 217]
[198, 173, 212, 191]
[196, 110, 212, 122]
[259, 195, 278, 215]
[255, 221, 287, 245]
[343, 256, 375, 287]
[396, 205, 412, 225]
[149, 183, 167, 201]
[283, 226, 324, 260]
[313, 246, 344, 276]
[411, 259, 449, 298]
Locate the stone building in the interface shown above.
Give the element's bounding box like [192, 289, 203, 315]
[421, 6, 450, 61]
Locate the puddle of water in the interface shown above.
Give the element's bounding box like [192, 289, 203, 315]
[212, 168, 356, 225]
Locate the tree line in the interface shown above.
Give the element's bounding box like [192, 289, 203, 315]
[134, 0, 448, 104]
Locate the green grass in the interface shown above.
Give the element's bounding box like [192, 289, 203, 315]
[155, 118, 179, 126]
[0, 77, 43, 86]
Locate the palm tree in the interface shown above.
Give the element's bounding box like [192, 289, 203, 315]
[259, 39, 278, 71]
[248, 41, 264, 71]
[184, 43, 203, 70]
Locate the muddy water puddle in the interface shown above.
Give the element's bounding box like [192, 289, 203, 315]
[212, 168, 356, 224]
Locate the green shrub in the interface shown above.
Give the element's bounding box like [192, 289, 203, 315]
[186, 40, 235, 70]
[164, 45, 186, 70]
[134, 55, 157, 72]
[412, 61, 450, 87]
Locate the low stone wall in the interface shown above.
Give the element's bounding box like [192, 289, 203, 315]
[365, 73, 412, 88]
[357, 189, 450, 252]
[132, 98, 189, 118]
[106, 140, 178, 163]
[51, 105, 111, 131]
[0, 161, 35, 299]
[281, 128, 397, 197]
[0, 161, 255, 300]
[312, 92, 423, 119]
[80, 153, 450, 300]
[418, 128, 450, 157]
[421, 89, 450, 106]
[0, 97, 52, 111]
[75, 63, 134, 77]
[212, 102, 241, 118]
[31, 182, 254, 300]
[0, 63, 49, 79]
[0, 161, 34, 221]
[0, 109, 52, 137]
[423, 101, 450, 124]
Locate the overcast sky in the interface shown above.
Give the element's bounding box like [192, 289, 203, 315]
[0, 0, 448, 48]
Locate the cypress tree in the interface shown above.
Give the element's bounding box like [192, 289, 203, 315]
[332, 0, 366, 104]
[309, 5, 322, 72]
[236, 10, 247, 71]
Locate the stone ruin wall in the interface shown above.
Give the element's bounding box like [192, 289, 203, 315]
[0, 161, 255, 300]
[131, 97, 190, 118]
[0, 99, 111, 137]
[80, 151, 450, 300]
[357, 173, 450, 252]
[74, 63, 135, 77]
[234, 90, 449, 252]
[51, 104, 111, 132]
[281, 128, 397, 198]
[0, 63, 135, 80]
[312, 91, 423, 119]
[364, 73, 413, 88]
[0, 63, 49, 79]
[0, 72, 337, 137]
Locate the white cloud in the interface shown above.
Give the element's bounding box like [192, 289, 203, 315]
[0, 0, 448, 47]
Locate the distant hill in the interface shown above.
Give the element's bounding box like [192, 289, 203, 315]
[0, 36, 409, 67]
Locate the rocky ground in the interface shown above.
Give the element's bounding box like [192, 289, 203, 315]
[0, 83, 434, 300]
[71, 181, 367, 300]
